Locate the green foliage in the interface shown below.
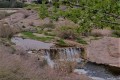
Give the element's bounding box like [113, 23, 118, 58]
[56, 39, 68, 47]
[112, 30, 120, 37]
[56, 26, 79, 39]
[54, 0, 120, 35]
[76, 38, 87, 44]
[39, 3, 49, 19]
[50, 12, 59, 21]
[25, 3, 49, 19]
[53, 0, 60, 8]
[26, 3, 49, 19]
[58, 8, 80, 23]
[25, 3, 40, 10]
[26, 0, 120, 37]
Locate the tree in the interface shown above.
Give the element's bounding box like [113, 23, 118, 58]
[52, 0, 120, 36]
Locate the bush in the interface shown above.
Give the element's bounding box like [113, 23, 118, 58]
[41, 23, 55, 30]
[56, 39, 68, 47]
[55, 26, 79, 39]
[39, 3, 49, 19]
[0, 21, 13, 38]
[112, 30, 120, 37]
[91, 31, 103, 37]
[76, 38, 87, 44]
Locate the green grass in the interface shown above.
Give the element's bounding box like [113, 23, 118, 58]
[56, 39, 68, 47]
[21, 32, 54, 42]
[76, 38, 87, 44]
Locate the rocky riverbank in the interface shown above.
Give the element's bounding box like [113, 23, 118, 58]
[0, 8, 120, 80]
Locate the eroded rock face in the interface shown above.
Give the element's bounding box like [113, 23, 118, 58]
[86, 37, 120, 68]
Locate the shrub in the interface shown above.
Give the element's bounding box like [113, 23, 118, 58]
[112, 30, 120, 37]
[0, 21, 13, 38]
[76, 38, 87, 44]
[56, 39, 68, 47]
[55, 26, 78, 40]
[91, 31, 103, 37]
[41, 23, 55, 30]
[39, 3, 49, 19]
[50, 13, 59, 21]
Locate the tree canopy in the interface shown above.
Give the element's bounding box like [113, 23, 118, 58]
[59, 0, 120, 30]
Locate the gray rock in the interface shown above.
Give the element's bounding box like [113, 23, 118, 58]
[86, 37, 120, 68]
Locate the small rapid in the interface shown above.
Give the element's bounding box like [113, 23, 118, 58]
[11, 37, 120, 80]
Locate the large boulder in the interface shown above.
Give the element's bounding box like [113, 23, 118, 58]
[86, 37, 120, 68]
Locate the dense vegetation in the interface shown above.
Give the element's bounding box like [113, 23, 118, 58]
[0, 1, 119, 80]
[26, 0, 120, 38]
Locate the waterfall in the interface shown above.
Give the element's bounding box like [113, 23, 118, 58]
[43, 47, 82, 68]
[28, 47, 83, 68]
[58, 47, 82, 62]
[44, 50, 55, 68]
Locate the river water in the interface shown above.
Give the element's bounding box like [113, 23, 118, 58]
[75, 62, 120, 80]
[11, 37, 120, 80]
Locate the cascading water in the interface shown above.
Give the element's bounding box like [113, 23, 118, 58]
[58, 47, 82, 62]
[42, 47, 83, 68]
[44, 50, 55, 68]
[11, 37, 120, 80]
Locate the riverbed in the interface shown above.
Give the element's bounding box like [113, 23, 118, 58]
[11, 37, 120, 80]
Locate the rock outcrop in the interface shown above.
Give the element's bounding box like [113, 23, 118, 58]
[86, 37, 120, 68]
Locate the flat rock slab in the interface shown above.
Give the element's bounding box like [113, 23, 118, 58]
[11, 37, 54, 50]
[86, 37, 120, 68]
